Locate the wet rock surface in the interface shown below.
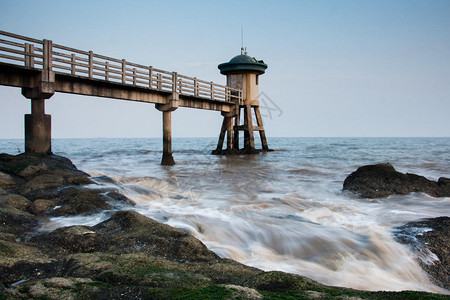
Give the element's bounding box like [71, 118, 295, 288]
[394, 216, 450, 290]
[343, 163, 450, 198]
[0, 153, 131, 218]
[1, 153, 448, 299]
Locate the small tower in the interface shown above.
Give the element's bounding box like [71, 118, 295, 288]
[213, 48, 270, 154]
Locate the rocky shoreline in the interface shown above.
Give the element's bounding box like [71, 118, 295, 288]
[393, 217, 450, 290]
[1, 154, 448, 299]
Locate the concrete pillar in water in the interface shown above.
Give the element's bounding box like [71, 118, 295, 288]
[25, 99, 52, 154]
[226, 116, 233, 150]
[161, 110, 175, 166]
[156, 94, 178, 166]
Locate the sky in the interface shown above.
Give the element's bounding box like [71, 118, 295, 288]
[1, 0, 449, 138]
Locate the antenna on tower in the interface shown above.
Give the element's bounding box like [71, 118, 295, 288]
[241, 24, 245, 55]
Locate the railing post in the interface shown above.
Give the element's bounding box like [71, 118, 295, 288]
[172, 72, 178, 94]
[71, 54, 76, 75]
[133, 68, 137, 86]
[149, 66, 153, 89]
[43, 39, 52, 71]
[122, 59, 126, 84]
[210, 82, 214, 100]
[194, 77, 198, 97]
[105, 61, 110, 80]
[178, 78, 182, 94]
[157, 73, 162, 90]
[89, 51, 94, 78]
[24, 43, 35, 68]
[225, 86, 229, 102]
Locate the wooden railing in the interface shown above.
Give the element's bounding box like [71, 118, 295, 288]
[0, 30, 243, 103]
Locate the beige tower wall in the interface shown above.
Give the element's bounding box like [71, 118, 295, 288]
[226, 73, 259, 105]
[246, 73, 259, 105]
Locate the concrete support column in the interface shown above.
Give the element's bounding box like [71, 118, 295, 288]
[25, 98, 51, 154]
[225, 117, 233, 150]
[161, 110, 175, 166]
[254, 106, 269, 150]
[214, 118, 227, 154]
[233, 110, 240, 150]
[244, 105, 255, 151]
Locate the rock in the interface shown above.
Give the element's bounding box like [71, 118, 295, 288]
[92, 211, 220, 262]
[19, 174, 65, 199]
[18, 162, 48, 177]
[0, 153, 88, 178]
[50, 187, 112, 216]
[221, 284, 263, 299]
[0, 153, 93, 193]
[0, 171, 19, 189]
[36, 226, 98, 255]
[0, 205, 39, 235]
[34, 211, 220, 262]
[0, 153, 132, 217]
[394, 217, 450, 290]
[0, 193, 31, 211]
[0, 260, 62, 289]
[102, 191, 135, 206]
[46, 277, 93, 288]
[343, 163, 450, 198]
[31, 199, 57, 215]
[243, 271, 322, 293]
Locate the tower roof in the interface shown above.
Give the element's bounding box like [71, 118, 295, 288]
[218, 48, 267, 75]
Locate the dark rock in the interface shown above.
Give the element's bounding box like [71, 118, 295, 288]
[0, 153, 94, 203]
[244, 271, 322, 292]
[0, 153, 135, 217]
[343, 163, 450, 198]
[0, 153, 88, 179]
[33, 211, 206, 260]
[50, 187, 112, 216]
[91, 175, 118, 184]
[30, 199, 57, 215]
[0, 260, 60, 286]
[19, 174, 65, 197]
[34, 211, 219, 262]
[0, 193, 31, 211]
[36, 226, 99, 255]
[0, 171, 20, 189]
[394, 217, 450, 289]
[102, 191, 135, 206]
[0, 205, 39, 235]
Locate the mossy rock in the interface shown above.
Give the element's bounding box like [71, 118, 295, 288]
[0, 205, 39, 235]
[243, 271, 323, 292]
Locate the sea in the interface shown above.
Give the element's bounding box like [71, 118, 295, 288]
[1, 137, 449, 294]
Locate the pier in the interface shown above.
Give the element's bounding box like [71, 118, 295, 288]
[0, 30, 270, 164]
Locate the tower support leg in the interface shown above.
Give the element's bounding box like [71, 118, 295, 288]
[215, 118, 227, 153]
[244, 105, 255, 151]
[233, 109, 240, 150]
[225, 117, 233, 151]
[254, 106, 269, 150]
[214, 116, 234, 154]
[161, 110, 175, 165]
[214, 105, 270, 155]
[25, 98, 51, 154]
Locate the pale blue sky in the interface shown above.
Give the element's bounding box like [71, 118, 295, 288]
[1, 0, 449, 138]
